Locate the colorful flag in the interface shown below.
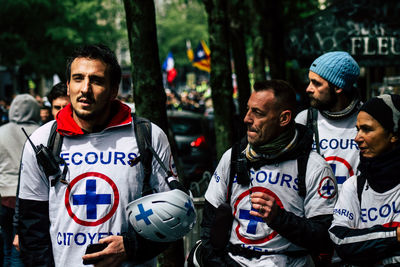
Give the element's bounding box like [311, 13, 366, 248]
[187, 40, 211, 73]
[186, 40, 194, 62]
[162, 52, 177, 83]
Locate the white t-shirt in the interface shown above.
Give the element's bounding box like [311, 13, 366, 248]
[296, 109, 359, 192]
[329, 176, 400, 265]
[19, 120, 177, 267]
[205, 148, 336, 267]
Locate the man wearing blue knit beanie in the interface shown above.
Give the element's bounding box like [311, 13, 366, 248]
[296, 51, 362, 265]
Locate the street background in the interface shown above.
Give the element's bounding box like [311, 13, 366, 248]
[0, 0, 400, 266]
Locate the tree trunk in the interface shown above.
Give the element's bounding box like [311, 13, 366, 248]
[123, 0, 168, 132]
[123, 1, 184, 266]
[202, 0, 234, 160]
[249, 0, 267, 82]
[265, 0, 286, 79]
[229, 0, 251, 140]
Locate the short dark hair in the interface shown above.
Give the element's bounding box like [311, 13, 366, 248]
[40, 105, 51, 111]
[47, 82, 68, 104]
[66, 44, 121, 90]
[253, 80, 297, 116]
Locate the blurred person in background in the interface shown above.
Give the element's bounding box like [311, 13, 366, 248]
[39, 105, 52, 125]
[47, 82, 70, 118]
[13, 82, 70, 252]
[329, 94, 400, 266]
[165, 89, 181, 110]
[34, 94, 44, 107]
[0, 94, 40, 267]
[0, 98, 11, 126]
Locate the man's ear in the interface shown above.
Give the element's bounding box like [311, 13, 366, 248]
[67, 81, 70, 96]
[390, 134, 398, 144]
[279, 110, 292, 127]
[334, 87, 343, 95]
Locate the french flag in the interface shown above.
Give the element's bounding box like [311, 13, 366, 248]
[162, 52, 177, 84]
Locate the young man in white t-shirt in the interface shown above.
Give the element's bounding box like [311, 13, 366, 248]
[17, 44, 178, 267]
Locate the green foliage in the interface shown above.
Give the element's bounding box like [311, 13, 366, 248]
[153, 0, 319, 78]
[155, 0, 208, 69]
[282, 0, 320, 30]
[0, 0, 125, 79]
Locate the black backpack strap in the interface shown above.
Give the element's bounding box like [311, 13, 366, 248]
[47, 121, 58, 151]
[228, 137, 250, 202]
[357, 175, 367, 205]
[132, 114, 154, 196]
[297, 150, 310, 198]
[47, 121, 61, 154]
[46, 121, 68, 185]
[228, 143, 239, 203]
[132, 115, 188, 195]
[307, 107, 320, 154]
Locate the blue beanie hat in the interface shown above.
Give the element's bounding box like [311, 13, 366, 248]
[310, 51, 360, 91]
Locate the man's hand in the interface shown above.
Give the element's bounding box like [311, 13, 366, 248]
[82, 235, 127, 267]
[249, 192, 279, 224]
[13, 234, 20, 251]
[397, 227, 400, 242]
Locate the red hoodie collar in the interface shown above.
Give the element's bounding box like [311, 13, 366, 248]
[56, 100, 132, 136]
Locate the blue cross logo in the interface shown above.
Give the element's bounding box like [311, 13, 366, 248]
[72, 179, 112, 220]
[239, 208, 264, 234]
[135, 204, 153, 225]
[330, 163, 346, 184]
[185, 200, 195, 216]
[322, 179, 335, 196]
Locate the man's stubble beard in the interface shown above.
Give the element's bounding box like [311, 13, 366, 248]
[309, 86, 337, 111]
[72, 103, 105, 121]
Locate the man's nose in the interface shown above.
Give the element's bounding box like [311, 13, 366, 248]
[243, 111, 252, 124]
[81, 78, 91, 93]
[306, 83, 313, 93]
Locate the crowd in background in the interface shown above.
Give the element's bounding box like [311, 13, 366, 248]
[115, 81, 214, 116]
[0, 87, 213, 127]
[0, 94, 52, 127]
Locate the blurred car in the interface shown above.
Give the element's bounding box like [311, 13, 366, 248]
[167, 110, 216, 189]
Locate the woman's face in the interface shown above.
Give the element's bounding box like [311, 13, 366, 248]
[355, 111, 398, 158]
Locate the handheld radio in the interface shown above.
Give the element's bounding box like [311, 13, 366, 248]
[21, 127, 62, 183]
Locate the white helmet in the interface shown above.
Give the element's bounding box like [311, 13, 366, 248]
[126, 189, 196, 242]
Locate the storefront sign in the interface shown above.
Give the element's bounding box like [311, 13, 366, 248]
[286, 0, 400, 66]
